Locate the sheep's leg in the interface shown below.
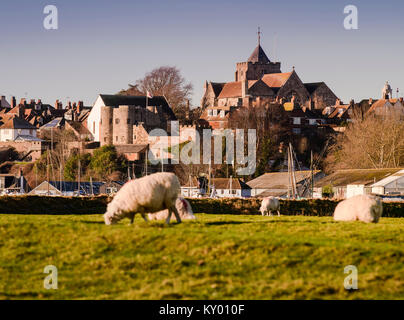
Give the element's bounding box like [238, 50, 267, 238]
[129, 213, 135, 225]
[165, 209, 172, 225]
[172, 206, 182, 223]
[141, 213, 149, 222]
[277, 210, 280, 216]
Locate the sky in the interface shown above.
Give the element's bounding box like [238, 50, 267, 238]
[0, 0, 404, 107]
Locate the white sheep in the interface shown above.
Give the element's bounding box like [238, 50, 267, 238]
[333, 194, 382, 223]
[148, 197, 196, 221]
[104, 172, 182, 225]
[260, 196, 280, 216]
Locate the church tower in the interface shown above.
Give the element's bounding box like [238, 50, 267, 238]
[235, 28, 281, 81]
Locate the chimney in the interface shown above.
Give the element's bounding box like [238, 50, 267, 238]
[68, 101, 72, 109]
[20, 98, 26, 106]
[30, 99, 35, 106]
[241, 79, 248, 98]
[55, 99, 60, 110]
[335, 98, 341, 106]
[77, 101, 83, 113]
[11, 96, 16, 108]
[400, 97, 403, 104]
[18, 105, 25, 118]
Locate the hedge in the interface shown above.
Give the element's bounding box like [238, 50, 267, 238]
[0, 195, 109, 215]
[0, 196, 403, 218]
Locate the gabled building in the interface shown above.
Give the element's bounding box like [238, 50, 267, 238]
[0, 115, 37, 141]
[201, 35, 338, 112]
[247, 170, 324, 197]
[313, 168, 403, 199]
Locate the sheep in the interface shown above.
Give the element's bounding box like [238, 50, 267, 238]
[260, 196, 280, 216]
[333, 194, 382, 223]
[104, 172, 182, 225]
[148, 197, 196, 221]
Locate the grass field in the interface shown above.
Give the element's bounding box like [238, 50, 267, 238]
[0, 213, 403, 300]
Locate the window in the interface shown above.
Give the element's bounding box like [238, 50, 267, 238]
[116, 136, 118, 142]
[115, 118, 120, 124]
[208, 110, 213, 116]
[292, 128, 301, 135]
[213, 109, 218, 116]
[133, 135, 136, 140]
[127, 118, 130, 124]
[293, 117, 301, 125]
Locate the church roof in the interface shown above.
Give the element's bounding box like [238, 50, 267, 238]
[218, 82, 242, 98]
[209, 82, 226, 97]
[304, 82, 325, 94]
[217, 81, 260, 99]
[261, 72, 292, 88]
[248, 45, 271, 63]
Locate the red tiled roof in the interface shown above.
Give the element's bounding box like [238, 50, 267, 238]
[218, 82, 242, 98]
[261, 72, 292, 88]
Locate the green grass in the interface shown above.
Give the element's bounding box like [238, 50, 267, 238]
[0, 214, 403, 300]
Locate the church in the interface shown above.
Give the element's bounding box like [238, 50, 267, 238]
[201, 33, 338, 111]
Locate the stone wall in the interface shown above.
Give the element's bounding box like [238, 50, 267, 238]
[0, 141, 45, 161]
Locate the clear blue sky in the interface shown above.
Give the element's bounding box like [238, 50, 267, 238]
[1, 0, 403, 107]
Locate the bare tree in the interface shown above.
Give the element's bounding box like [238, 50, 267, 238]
[119, 66, 193, 121]
[326, 112, 404, 170]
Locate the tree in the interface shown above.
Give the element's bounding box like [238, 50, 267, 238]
[89, 145, 126, 180]
[119, 66, 193, 121]
[326, 112, 404, 170]
[64, 153, 91, 181]
[228, 102, 290, 177]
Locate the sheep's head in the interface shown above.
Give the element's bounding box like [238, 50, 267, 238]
[104, 212, 119, 225]
[177, 197, 195, 219]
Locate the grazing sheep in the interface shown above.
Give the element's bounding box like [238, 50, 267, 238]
[104, 172, 182, 225]
[260, 196, 280, 216]
[148, 197, 196, 221]
[333, 194, 382, 223]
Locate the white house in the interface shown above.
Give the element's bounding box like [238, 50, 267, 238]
[371, 169, 404, 196]
[0, 116, 37, 142]
[210, 177, 251, 198]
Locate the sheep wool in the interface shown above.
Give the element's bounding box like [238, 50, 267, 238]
[260, 196, 280, 216]
[333, 194, 382, 223]
[148, 197, 196, 221]
[104, 172, 181, 225]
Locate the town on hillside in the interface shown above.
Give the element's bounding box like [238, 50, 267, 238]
[1, 39, 404, 200]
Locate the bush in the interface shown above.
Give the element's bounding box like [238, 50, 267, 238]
[0, 196, 403, 218]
